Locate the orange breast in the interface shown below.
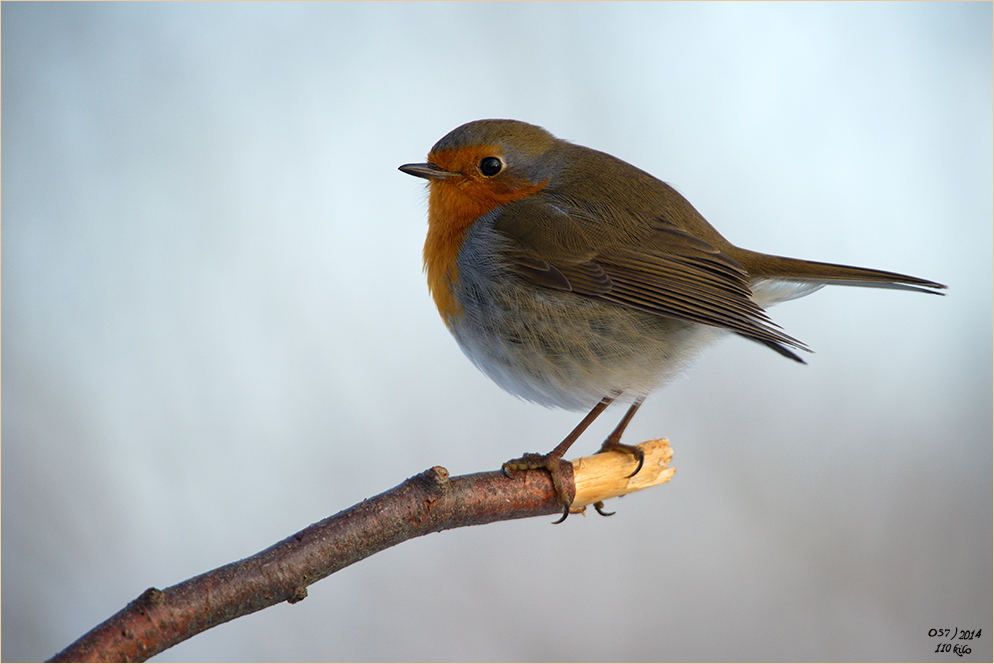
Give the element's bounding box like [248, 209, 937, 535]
[422, 163, 549, 327]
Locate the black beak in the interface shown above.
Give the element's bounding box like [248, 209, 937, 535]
[398, 162, 456, 180]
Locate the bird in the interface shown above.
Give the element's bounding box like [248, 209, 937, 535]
[399, 119, 945, 521]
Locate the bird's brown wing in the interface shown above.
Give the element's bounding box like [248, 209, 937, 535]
[493, 198, 809, 362]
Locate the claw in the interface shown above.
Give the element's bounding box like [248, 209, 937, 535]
[551, 504, 570, 524]
[625, 448, 645, 478]
[599, 440, 645, 479]
[593, 500, 616, 517]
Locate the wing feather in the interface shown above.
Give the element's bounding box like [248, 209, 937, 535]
[494, 200, 809, 361]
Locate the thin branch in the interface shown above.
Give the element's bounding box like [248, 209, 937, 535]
[48, 439, 673, 663]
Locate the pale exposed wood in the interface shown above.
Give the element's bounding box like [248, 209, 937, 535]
[571, 438, 674, 509]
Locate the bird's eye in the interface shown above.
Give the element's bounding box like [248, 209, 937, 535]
[479, 156, 503, 177]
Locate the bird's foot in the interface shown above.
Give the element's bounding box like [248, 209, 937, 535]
[502, 452, 573, 523]
[597, 439, 645, 479]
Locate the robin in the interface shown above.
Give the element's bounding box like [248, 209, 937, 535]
[400, 119, 945, 521]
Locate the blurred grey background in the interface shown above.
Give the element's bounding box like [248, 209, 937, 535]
[3, 2, 991, 662]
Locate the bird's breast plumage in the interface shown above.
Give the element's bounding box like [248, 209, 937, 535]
[444, 214, 729, 410]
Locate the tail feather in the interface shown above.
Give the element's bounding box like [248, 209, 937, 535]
[731, 250, 946, 360]
[736, 251, 947, 295]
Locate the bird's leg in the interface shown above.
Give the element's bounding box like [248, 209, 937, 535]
[589, 396, 647, 517]
[599, 396, 646, 476]
[503, 392, 619, 522]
